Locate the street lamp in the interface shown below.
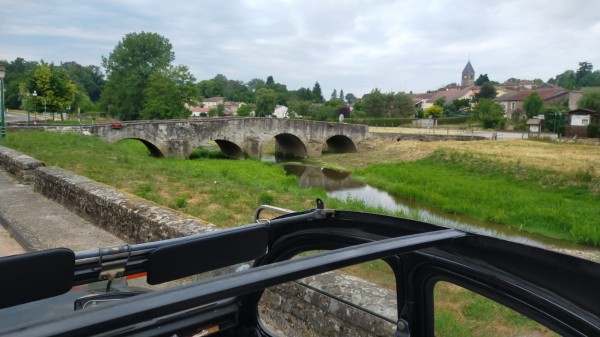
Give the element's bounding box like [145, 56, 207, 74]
[32, 90, 37, 126]
[0, 65, 6, 142]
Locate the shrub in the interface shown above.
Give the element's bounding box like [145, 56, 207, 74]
[587, 124, 600, 138]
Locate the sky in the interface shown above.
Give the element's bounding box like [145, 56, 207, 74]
[2, 0, 600, 97]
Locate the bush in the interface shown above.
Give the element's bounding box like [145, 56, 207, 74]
[587, 124, 600, 138]
[437, 116, 470, 125]
[344, 118, 414, 126]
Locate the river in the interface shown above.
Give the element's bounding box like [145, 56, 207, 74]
[272, 159, 600, 261]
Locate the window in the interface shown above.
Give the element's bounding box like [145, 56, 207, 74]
[259, 257, 398, 336]
[434, 281, 559, 337]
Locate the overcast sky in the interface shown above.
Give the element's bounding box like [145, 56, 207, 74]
[2, 0, 600, 97]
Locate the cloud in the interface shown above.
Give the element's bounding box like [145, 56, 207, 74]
[1, 0, 599, 96]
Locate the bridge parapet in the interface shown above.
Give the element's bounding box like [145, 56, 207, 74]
[90, 118, 368, 159]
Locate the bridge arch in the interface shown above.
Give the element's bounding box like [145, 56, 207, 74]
[214, 139, 245, 159]
[274, 133, 308, 158]
[117, 138, 164, 157]
[325, 135, 357, 153]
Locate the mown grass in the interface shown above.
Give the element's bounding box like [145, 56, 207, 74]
[353, 149, 600, 245]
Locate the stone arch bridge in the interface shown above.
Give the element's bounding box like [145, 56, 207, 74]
[90, 117, 369, 159]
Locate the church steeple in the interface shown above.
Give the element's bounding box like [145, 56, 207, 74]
[461, 60, 475, 87]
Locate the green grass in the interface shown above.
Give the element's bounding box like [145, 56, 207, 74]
[2, 131, 405, 227]
[353, 149, 600, 245]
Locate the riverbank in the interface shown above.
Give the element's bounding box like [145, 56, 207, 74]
[4, 131, 599, 247]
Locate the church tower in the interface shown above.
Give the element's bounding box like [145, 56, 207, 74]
[461, 60, 475, 87]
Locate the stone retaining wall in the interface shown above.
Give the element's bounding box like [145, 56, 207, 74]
[369, 131, 485, 142]
[0, 145, 396, 336]
[0, 146, 45, 183]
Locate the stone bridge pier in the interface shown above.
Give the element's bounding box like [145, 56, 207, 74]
[90, 118, 368, 159]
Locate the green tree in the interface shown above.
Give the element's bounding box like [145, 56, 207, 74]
[30, 64, 76, 118]
[293, 87, 315, 101]
[390, 92, 415, 117]
[331, 89, 337, 100]
[523, 92, 544, 118]
[59, 61, 105, 102]
[312, 82, 324, 103]
[255, 88, 277, 117]
[140, 65, 198, 120]
[577, 90, 600, 112]
[344, 93, 357, 104]
[576, 62, 593, 85]
[247, 78, 265, 93]
[237, 103, 254, 116]
[424, 105, 443, 118]
[339, 89, 344, 102]
[474, 82, 497, 101]
[101, 31, 174, 120]
[266, 75, 275, 86]
[473, 98, 506, 129]
[474, 74, 490, 86]
[548, 70, 576, 89]
[363, 89, 386, 117]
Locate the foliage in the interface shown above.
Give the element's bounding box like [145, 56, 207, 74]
[363, 89, 415, 118]
[424, 105, 444, 118]
[101, 32, 175, 120]
[577, 90, 600, 112]
[474, 74, 490, 86]
[437, 116, 470, 125]
[354, 150, 600, 245]
[474, 82, 497, 101]
[59, 62, 105, 102]
[548, 62, 600, 89]
[587, 124, 600, 138]
[311, 82, 324, 103]
[330, 89, 337, 100]
[236, 103, 254, 117]
[344, 92, 357, 104]
[472, 98, 506, 129]
[523, 92, 544, 118]
[141, 65, 198, 120]
[255, 88, 277, 117]
[29, 64, 76, 116]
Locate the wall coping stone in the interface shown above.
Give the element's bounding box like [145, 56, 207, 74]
[0, 145, 45, 183]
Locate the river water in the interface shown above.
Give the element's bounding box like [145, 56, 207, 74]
[270, 159, 600, 261]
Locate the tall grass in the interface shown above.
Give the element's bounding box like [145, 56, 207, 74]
[354, 149, 600, 245]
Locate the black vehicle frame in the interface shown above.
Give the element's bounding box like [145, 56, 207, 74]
[1, 206, 599, 336]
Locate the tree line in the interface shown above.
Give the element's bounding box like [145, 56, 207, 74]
[2, 31, 599, 123]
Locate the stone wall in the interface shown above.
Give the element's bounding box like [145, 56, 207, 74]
[565, 125, 588, 139]
[0, 145, 397, 336]
[0, 146, 45, 183]
[369, 131, 485, 142]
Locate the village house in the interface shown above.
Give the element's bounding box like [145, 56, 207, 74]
[203, 97, 224, 109]
[190, 107, 210, 117]
[495, 88, 582, 119]
[273, 105, 288, 118]
[565, 108, 600, 138]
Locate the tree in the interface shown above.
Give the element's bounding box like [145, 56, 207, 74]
[101, 32, 174, 120]
[390, 92, 415, 117]
[578, 90, 600, 112]
[293, 87, 314, 101]
[255, 88, 277, 117]
[331, 89, 337, 100]
[362, 89, 386, 117]
[247, 78, 265, 92]
[236, 103, 254, 117]
[474, 82, 497, 101]
[424, 105, 443, 118]
[523, 92, 544, 118]
[473, 98, 506, 129]
[140, 65, 198, 120]
[548, 70, 576, 89]
[266, 75, 275, 86]
[576, 62, 593, 85]
[312, 82, 324, 103]
[474, 74, 490, 86]
[30, 64, 76, 118]
[339, 89, 344, 102]
[344, 93, 357, 104]
[59, 62, 105, 102]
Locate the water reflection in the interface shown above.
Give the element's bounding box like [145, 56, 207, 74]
[278, 161, 600, 260]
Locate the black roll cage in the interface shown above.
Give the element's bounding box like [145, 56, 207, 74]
[1, 207, 599, 336]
